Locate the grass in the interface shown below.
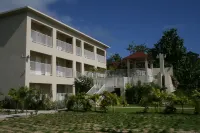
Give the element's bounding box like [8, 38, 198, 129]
[0, 109, 200, 133]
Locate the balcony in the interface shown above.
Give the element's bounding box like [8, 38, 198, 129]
[57, 66, 73, 78]
[30, 51, 52, 76]
[31, 30, 53, 47]
[57, 31, 73, 54]
[97, 48, 105, 63]
[57, 39, 73, 54]
[97, 54, 105, 63]
[84, 49, 95, 60]
[30, 61, 52, 76]
[56, 57, 73, 78]
[84, 43, 95, 60]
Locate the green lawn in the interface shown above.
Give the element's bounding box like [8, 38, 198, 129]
[0, 111, 200, 133]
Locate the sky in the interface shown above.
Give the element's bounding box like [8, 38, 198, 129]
[0, 0, 200, 57]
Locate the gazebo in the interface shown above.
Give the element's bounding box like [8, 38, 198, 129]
[123, 52, 154, 77]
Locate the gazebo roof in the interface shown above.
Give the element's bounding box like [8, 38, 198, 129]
[123, 52, 149, 60]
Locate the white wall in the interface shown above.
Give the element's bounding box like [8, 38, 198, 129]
[0, 13, 27, 95]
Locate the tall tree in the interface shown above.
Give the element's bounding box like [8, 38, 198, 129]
[153, 28, 186, 67]
[175, 51, 200, 92]
[127, 41, 149, 54]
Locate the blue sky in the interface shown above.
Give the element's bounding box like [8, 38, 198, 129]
[1, 0, 200, 57]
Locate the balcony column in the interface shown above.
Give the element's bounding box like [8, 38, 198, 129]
[127, 59, 130, 77]
[73, 37, 76, 55]
[52, 28, 57, 49]
[94, 46, 97, 61]
[73, 61, 76, 77]
[104, 50, 106, 63]
[145, 58, 149, 82]
[81, 41, 84, 57]
[52, 56, 56, 76]
[52, 83, 57, 101]
[81, 63, 85, 75]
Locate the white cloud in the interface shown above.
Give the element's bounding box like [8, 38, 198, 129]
[0, 0, 73, 24]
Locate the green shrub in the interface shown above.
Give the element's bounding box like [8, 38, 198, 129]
[75, 76, 94, 93]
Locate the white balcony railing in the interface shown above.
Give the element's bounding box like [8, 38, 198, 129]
[84, 49, 95, 60]
[57, 39, 73, 54]
[97, 54, 105, 63]
[76, 46, 82, 56]
[30, 61, 52, 76]
[31, 30, 53, 47]
[57, 66, 73, 78]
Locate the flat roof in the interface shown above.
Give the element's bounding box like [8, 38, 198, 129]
[0, 6, 110, 48]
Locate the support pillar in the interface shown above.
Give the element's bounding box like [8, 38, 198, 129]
[145, 58, 149, 82]
[72, 85, 76, 95]
[52, 83, 57, 101]
[94, 46, 97, 61]
[127, 59, 130, 77]
[81, 41, 84, 57]
[73, 61, 76, 78]
[81, 63, 85, 75]
[73, 37, 76, 55]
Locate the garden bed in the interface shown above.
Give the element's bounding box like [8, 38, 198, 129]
[0, 111, 200, 133]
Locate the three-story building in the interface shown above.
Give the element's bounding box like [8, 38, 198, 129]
[0, 6, 109, 101]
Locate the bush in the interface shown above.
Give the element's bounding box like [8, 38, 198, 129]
[75, 76, 94, 93]
[66, 93, 92, 111]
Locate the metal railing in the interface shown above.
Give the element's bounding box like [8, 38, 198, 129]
[84, 49, 95, 60]
[76, 46, 82, 56]
[31, 30, 53, 47]
[87, 85, 98, 95]
[57, 66, 73, 78]
[57, 39, 73, 54]
[30, 61, 52, 76]
[97, 54, 105, 63]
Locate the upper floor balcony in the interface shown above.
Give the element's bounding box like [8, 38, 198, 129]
[84, 43, 95, 60]
[31, 21, 53, 47]
[56, 57, 73, 78]
[97, 48, 106, 63]
[56, 32, 73, 54]
[30, 51, 52, 76]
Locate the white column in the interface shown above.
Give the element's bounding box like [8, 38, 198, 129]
[52, 28, 57, 49]
[145, 58, 149, 82]
[72, 85, 75, 95]
[52, 28, 57, 77]
[73, 61, 76, 77]
[73, 37, 76, 55]
[52, 83, 57, 101]
[159, 53, 165, 74]
[150, 62, 154, 74]
[81, 41, 84, 57]
[81, 63, 84, 75]
[104, 50, 107, 64]
[127, 59, 130, 77]
[52, 56, 56, 77]
[145, 58, 148, 71]
[94, 46, 97, 61]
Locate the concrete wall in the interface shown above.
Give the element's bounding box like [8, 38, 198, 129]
[153, 67, 173, 76]
[0, 13, 27, 95]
